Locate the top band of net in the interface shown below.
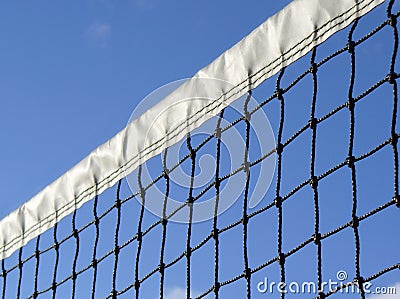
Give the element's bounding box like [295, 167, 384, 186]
[0, 0, 384, 261]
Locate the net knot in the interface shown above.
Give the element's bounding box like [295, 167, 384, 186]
[276, 143, 284, 155]
[347, 40, 355, 53]
[187, 196, 194, 204]
[392, 134, 398, 146]
[394, 195, 400, 208]
[33, 291, 38, 299]
[243, 110, 251, 122]
[136, 231, 142, 242]
[318, 291, 326, 299]
[215, 127, 222, 139]
[159, 262, 165, 273]
[346, 155, 356, 168]
[115, 199, 121, 209]
[242, 215, 249, 225]
[214, 282, 221, 292]
[309, 118, 318, 130]
[244, 267, 252, 279]
[134, 280, 140, 290]
[313, 232, 322, 245]
[51, 282, 57, 291]
[212, 228, 219, 240]
[162, 218, 168, 226]
[163, 169, 169, 180]
[190, 148, 196, 159]
[346, 99, 355, 111]
[111, 290, 117, 299]
[275, 88, 284, 101]
[92, 258, 98, 268]
[350, 217, 359, 229]
[388, 14, 397, 27]
[243, 161, 251, 174]
[73, 229, 79, 239]
[72, 271, 77, 281]
[54, 242, 59, 251]
[354, 276, 364, 288]
[94, 216, 100, 226]
[310, 176, 319, 189]
[278, 252, 286, 266]
[387, 72, 398, 85]
[275, 196, 282, 208]
[186, 248, 192, 257]
[214, 178, 221, 189]
[114, 246, 120, 255]
[310, 62, 318, 74]
[35, 249, 40, 259]
[140, 188, 146, 199]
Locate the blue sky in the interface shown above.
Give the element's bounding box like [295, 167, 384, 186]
[0, 1, 399, 299]
[0, 0, 291, 219]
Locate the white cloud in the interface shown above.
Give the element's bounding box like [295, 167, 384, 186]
[164, 287, 186, 299]
[366, 282, 400, 299]
[163, 287, 200, 299]
[86, 21, 111, 47]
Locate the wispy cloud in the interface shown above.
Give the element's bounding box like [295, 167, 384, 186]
[163, 287, 200, 299]
[164, 287, 186, 299]
[367, 282, 400, 299]
[86, 21, 111, 47]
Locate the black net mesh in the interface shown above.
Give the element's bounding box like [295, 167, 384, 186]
[1, 1, 399, 298]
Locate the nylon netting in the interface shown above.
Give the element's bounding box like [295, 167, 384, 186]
[1, 1, 399, 298]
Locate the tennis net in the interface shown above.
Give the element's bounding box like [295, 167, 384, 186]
[0, 0, 399, 298]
